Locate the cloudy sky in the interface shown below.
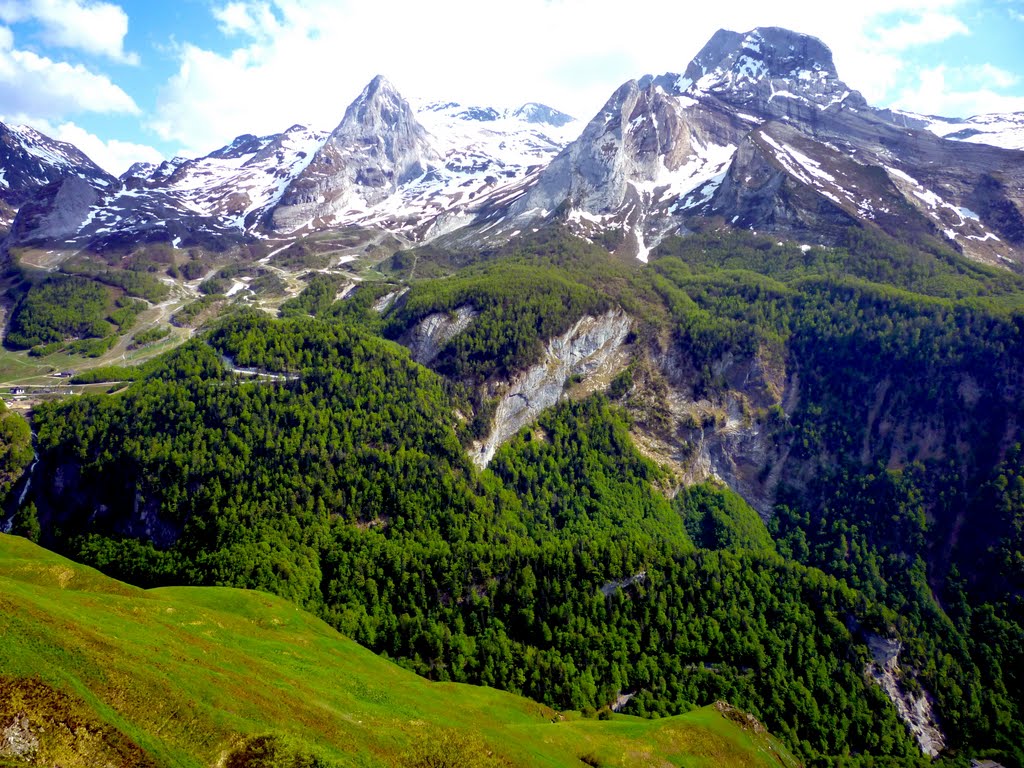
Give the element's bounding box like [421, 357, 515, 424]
[1, 0, 1022, 174]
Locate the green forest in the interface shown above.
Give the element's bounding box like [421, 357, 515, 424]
[5, 275, 151, 356]
[5, 227, 1024, 767]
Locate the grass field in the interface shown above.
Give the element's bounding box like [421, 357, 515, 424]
[0, 534, 798, 767]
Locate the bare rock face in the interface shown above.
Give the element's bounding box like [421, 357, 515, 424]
[510, 76, 748, 260]
[471, 309, 633, 468]
[271, 75, 441, 232]
[680, 26, 866, 120]
[508, 25, 1024, 266]
[516, 80, 701, 215]
[866, 634, 946, 757]
[9, 174, 104, 244]
[403, 306, 478, 365]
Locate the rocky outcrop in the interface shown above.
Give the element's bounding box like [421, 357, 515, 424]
[9, 174, 106, 244]
[471, 308, 633, 467]
[0, 122, 113, 220]
[866, 634, 946, 757]
[511, 75, 745, 259]
[626, 342, 793, 518]
[271, 76, 441, 232]
[681, 27, 867, 121]
[403, 305, 477, 365]
[1, 714, 38, 759]
[505, 25, 1024, 266]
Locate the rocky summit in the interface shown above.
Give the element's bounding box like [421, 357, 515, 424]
[270, 75, 441, 233]
[509, 26, 1024, 267]
[3, 26, 1023, 268]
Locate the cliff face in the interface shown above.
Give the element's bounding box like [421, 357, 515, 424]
[503, 26, 1024, 266]
[402, 306, 478, 365]
[270, 76, 441, 233]
[429, 308, 636, 469]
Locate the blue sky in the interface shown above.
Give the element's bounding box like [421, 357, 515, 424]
[1, 0, 1022, 174]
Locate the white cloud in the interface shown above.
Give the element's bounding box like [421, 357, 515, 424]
[869, 12, 969, 50]
[51, 120, 163, 174]
[149, 0, 991, 154]
[213, 1, 282, 40]
[894, 64, 1024, 117]
[0, 0, 137, 63]
[0, 14, 152, 173]
[0, 45, 139, 118]
[969, 63, 1020, 89]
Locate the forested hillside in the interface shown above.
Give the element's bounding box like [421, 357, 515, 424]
[0, 534, 799, 768]
[5, 226, 1024, 767]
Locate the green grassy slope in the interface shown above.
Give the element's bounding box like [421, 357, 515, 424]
[0, 534, 798, 768]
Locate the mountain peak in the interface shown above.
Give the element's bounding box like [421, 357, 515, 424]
[670, 26, 863, 121]
[680, 27, 839, 96]
[364, 73, 397, 97]
[335, 74, 421, 139]
[271, 74, 440, 231]
[512, 103, 576, 127]
[686, 27, 837, 82]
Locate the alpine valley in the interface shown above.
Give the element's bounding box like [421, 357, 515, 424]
[1, 25, 1023, 768]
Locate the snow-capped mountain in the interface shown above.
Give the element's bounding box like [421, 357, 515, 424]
[126, 126, 327, 230]
[270, 75, 441, 233]
[4, 77, 580, 253]
[9, 123, 327, 252]
[3, 28, 1022, 268]
[268, 78, 580, 240]
[501, 27, 1024, 267]
[0, 122, 114, 230]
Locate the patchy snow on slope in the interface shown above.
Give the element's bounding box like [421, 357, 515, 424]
[665, 141, 735, 200]
[884, 164, 1004, 253]
[922, 111, 1024, 151]
[288, 100, 583, 242]
[68, 125, 330, 248]
[169, 126, 327, 227]
[10, 125, 85, 170]
[760, 133, 835, 185]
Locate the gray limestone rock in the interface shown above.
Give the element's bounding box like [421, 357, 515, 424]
[471, 308, 633, 468]
[271, 75, 441, 232]
[9, 174, 104, 244]
[507, 25, 1024, 266]
[403, 306, 478, 365]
